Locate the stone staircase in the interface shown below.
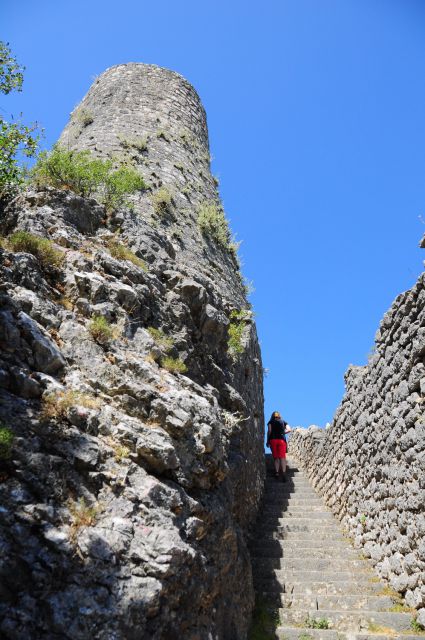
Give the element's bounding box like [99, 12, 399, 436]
[250, 456, 424, 640]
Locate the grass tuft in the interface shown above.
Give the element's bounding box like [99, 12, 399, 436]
[228, 309, 250, 359]
[76, 109, 94, 127]
[151, 187, 172, 216]
[68, 496, 102, 542]
[118, 135, 148, 152]
[88, 315, 119, 345]
[198, 201, 230, 248]
[8, 231, 64, 268]
[161, 356, 187, 374]
[147, 327, 174, 352]
[42, 390, 101, 420]
[411, 619, 425, 633]
[107, 238, 147, 270]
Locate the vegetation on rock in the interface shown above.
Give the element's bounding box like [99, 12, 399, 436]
[147, 327, 174, 352]
[118, 134, 148, 152]
[152, 186, 172, 216]
[107, 238, 147, 270]
[198, 200, 241, 263]
[7, 231, 64, 268]
[88, 315, 118, 344]
[31, 145, 146, 211]
[75, 109, 94, 127]
[68, 497, 103, 542]
[0, 424, 14, 459]
[42, 390, 101, 420]
[162, 356, 187, 374]
[198, 201, 230, 248]
[227, 309, 249, 359]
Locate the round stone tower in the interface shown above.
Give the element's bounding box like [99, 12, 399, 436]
[59, 64, 243, 302]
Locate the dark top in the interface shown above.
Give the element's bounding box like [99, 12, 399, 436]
[268, 418, 287, 441]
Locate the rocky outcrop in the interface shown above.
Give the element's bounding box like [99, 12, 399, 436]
[0, 64, 264, 639]
[290, 268, 425, 626]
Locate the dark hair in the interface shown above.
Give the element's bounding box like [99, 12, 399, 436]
[269, 412, 287, 426]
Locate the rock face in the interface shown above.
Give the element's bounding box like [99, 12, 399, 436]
[0, 64, 265, 639]
[290, 270, 425, 625]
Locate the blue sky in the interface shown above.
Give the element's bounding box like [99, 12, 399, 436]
[2, 0, 425, 428]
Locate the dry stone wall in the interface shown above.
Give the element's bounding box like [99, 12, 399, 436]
[0, 64, 264, 639]
[290, 267, 425, 626]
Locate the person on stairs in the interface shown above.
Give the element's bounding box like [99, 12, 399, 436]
[266, 411, 291, 481]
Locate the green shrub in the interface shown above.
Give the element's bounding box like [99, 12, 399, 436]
[147, 327, 174, 352]
[88, 315, 116, 344]
[107, 238, 147, 270]
[152, 187, 172, 216]
[31, 145, 146, 211]
[8, 231, 64, 268]
[162, 356, 187, 374]
[0, 42, 40, 199]
[304, 617, 329, 630]
[0, 425, 14, 459]
[411, 619, 425, 633]
[198, 201, 231, 248]
[32, 145, 109, 197]
[102, 165, 146, 212]
[227, 309, 249, 359]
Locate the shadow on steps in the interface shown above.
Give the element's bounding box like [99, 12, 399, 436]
[248, 455, 302, 639]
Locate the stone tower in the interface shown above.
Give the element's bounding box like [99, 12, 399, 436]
[59, 63, 242, 302]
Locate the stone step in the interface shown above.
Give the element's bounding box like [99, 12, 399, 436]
[280, 594, 396, 611]
[253, 569, 376, 583]
[257, 522, 336, 533]
[251, 545, 359, 559]
[264, 491, 321, 498]
[252, 557, 371, 573]
[262, 501, 325, 509]
[264, 482, 318, 490]
[265, 480, 314, 487]
[253, 580, 384, 596]
[275, 627, 425, 640]
[262, 505, 330, 513]
[253, 537, 351, 549]
[279, 608, 413, 632]
[258, 507, 338, 527]
[255, 529, 347, 542]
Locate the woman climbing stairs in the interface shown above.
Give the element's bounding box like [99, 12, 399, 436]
[249, 455, 424, 639]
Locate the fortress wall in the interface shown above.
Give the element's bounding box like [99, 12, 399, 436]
[290, 269, 425, 624]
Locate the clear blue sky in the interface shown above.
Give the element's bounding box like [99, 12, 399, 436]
[2, 0, 425, 428]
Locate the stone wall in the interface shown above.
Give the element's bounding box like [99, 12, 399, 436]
[0, 64, 264, 639]
[290, 268, 425, 625]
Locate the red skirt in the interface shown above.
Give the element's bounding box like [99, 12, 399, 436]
[270, 439, 287, 459]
